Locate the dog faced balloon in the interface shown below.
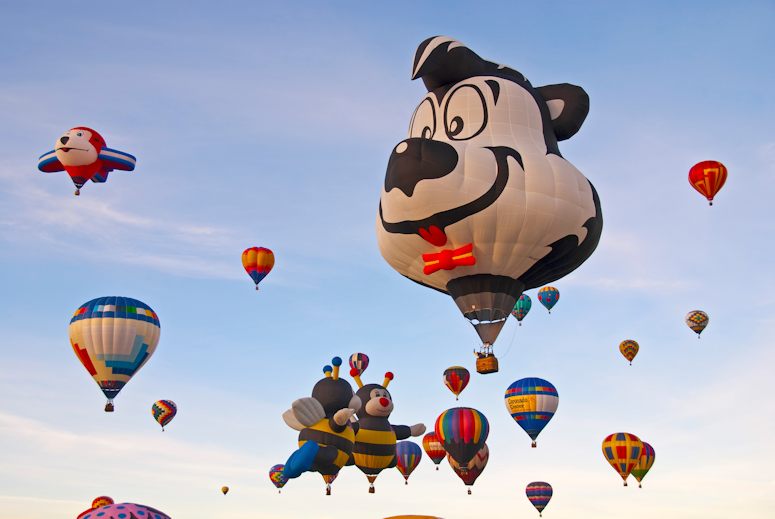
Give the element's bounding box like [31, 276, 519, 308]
[377, 37, 602, 353]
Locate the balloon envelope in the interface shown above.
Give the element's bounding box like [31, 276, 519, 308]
[537, 287, 559, 313]
[689, 160, 727, 205]
[685, 310, 709, 337]
[443, 366, 470, 399]
[242, 247, 275, 288]
[395, 441, 423, 482]
[435, 407, 489, 466]
[631, 442, 655, 487]
[349, 353, 370, 376]
[151, 399, 177, 430]
[78, 503, 169, 519]
[447, 443, 488, 488]
[69, 297, 160, 411]
[504, 378, 558, 447]
[601, 432, 643, 485]
[526, 481, 553, 516]
[512, 294, 532, 324]
[619, 340, 639, 365]
[221, 486, 229, 495]
[270, 464, 288, 490]
[422, 432, 447, 467]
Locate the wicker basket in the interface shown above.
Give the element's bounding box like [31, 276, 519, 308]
[476, 355, 499, 374]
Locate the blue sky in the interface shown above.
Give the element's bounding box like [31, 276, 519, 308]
[1, 1, 774, 518]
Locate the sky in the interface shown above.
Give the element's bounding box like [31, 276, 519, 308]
[1, 1, 774, 518]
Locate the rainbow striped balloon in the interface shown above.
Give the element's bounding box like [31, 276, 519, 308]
[504, 378, 558, 447]
[434, 407, 489, 467]
[602, 432, 643, 486]
[526, 481, 553, 516]
[395, 441, 423, 483]
[269, 464, 287, 492]
[631, 442, 655, 488]
[242, 247, 275, 289]
[151, 400, 177, 430]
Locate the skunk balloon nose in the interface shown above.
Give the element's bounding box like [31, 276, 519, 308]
[384, 138, 458, 197]
[60, 136, 70, 145]
[379, 397, 390, 407]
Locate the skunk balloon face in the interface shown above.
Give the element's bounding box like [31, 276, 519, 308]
[376, 36, 602, 347]
[55, 127, 103, 167]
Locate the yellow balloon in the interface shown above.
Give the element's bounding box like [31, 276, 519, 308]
[220, 486, 229, 495]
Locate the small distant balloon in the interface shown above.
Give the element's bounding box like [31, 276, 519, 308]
[689, 160, 727, 205]
[602, 432, 643, 486]
[321, 473, 338, 495]
[504, 378, 558, 447]
[619, 340, 639, 365]
[631, 442, 655, 488]
[349, 353, 370, 376]
[242, 247, 275, 290]
[443, 366, 470, 400]
[422, 432, 446, 470]
[537, 287, 559, 314]
[221, 486, 229, 495]
[685, 310, 709, 338]
[91, 496, 114, 508]
[395, 441, 423, 484]
[526, 482, 553, 517]
[151, 400, 177, 431]
[269, 464, 287, 492]
[512, 294, 532, 325]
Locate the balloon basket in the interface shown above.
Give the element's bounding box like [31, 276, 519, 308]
[74, 188, 81, 196]
[531, 441, 537, 448]
[476, 355, 498, 374]
[467, 489, 471, 495]
[104, 402, 114, 412]
[368, 486, 375, 494]
[623, 481, 628, 487]
[435, 466, 439, 471]
[326, 485, 331, 496]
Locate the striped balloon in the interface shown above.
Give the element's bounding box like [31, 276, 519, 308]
[69, 297, 161, 412]
[434, 407, 489, 467]
[685, 310, 709, 338]
[395, 441, 423, 484]
[504, 378, 558, 447]
[349, 353, 370, 376]
[242, 247, 275, 290]
[511, 294, 532, 325]
[422, 432, 446, 469]
[602, 432, 643, 486]
[151, 400, 177, 430]
[526, 481, 553, 516]
[447, 443, 488, 494]
[443, 366, 470, 400]
[619, 340, 639, 365]
[537, 287, 559, 313]
[269, 464, 287, 492]
[631, 442, 655, 488]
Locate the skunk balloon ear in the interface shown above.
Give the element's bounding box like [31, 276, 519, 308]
[535, 83, 589, 141]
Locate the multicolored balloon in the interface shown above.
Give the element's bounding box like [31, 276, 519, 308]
[321, 473, 338, 495]
[349, 353, 370, 376]
[689, 160, 727, 205]
[619, 340, 639, 365]
[526, 482, 553, 517]
[78, 503, 169, 519]
[447, 443, 489, 494]
[69, 297, 160, 412]
[512, 294, 532, 325]
[37, 127, 137, 196]
[269, 464, 287, 493]
[151, 400, 177, 431]
[395, 441, 423, 484]
[422, 432, 447, 470]
[242, 247, 275, 290]
[631, 442, 655, 488]
[685, 310, 709, 338]
[601, 432, 643, 486]
[91, 497, 114, 508]
[537, 287, 559, 314]
[435, 407, 489, 467]
[443, 366, 470, 400]
[221, 486, 229, 495]
[504, 378, 558, 447]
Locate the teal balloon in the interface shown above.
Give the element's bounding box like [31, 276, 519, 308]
[511, 294, 532, 325]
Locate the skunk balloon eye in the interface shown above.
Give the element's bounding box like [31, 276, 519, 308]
[409, 98, 436, 140]
[444, 84, 487, 141]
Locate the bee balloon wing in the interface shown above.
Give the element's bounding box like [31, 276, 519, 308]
[291, 397, 326, 427]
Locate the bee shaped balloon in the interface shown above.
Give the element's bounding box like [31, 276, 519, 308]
[349, 361, 426, 493]
[281, 357, 361, 481]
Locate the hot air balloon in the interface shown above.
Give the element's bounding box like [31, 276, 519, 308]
[376, 37, 603, 374]
[447, 443, 488, 495]
[349, 353, 370, 376]
[435, 408, 489, 467]
[151, 399, 177, 431]
[443, 366, 470, 400]
[619, 340, 639, 365]
[689, 160, 727, 205]
[512, 294, 532, 326]
[602, 433, 643, 486]
[526, 482, 553, 517]
[396, 441, 423, 484]
[631, 442, 655, 488]
[69, 297, 160, 412]
[685, 310, 709, 338]
[37, 127, 137, 196]
[242, 247, 275, 290]
[321, 473, 338, 495]
[422, 432, 446, 470]
[78, 502, 169, 519]
[221, 486, 229, 495]
[537, 287, 559, 314]
[504, 378, 558, 447]
[77, 497, 115, 519]
[269, 464, 287, 493]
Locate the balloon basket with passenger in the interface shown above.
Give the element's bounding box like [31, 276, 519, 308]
[474, 344, 498, 375]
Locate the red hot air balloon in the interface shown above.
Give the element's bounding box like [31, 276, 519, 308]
[422, 432, 446, 470]
[688, 161, 727, 205]
[443, 366, 470, 400]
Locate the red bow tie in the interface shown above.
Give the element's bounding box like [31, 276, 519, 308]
[423, 243, 476, 275]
